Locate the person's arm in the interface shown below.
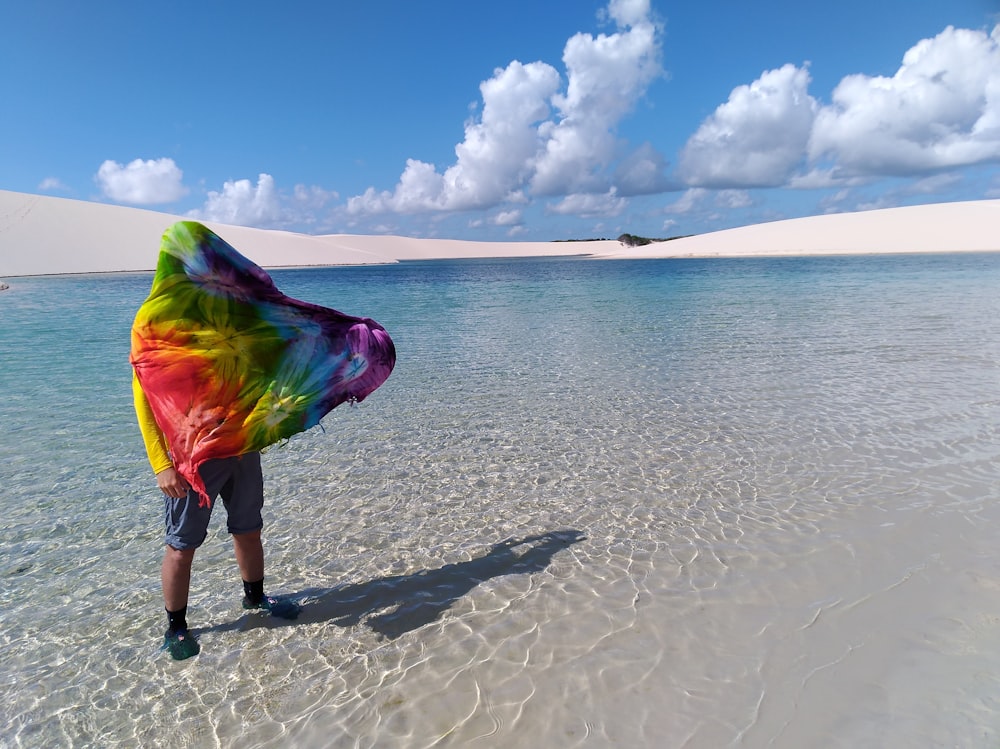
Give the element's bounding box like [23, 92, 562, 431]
[132, 372, 190, 497]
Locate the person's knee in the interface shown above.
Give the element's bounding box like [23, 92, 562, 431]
[164, 545, 196, 568]
[231, 529, 262, 548]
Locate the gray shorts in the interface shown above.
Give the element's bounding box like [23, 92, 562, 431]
[163, 452, 264, 550]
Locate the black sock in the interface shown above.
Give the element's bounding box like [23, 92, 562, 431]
[166, 606, 188, 634]
[243, 578, 264, 605]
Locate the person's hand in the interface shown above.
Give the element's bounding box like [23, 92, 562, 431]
[156, 467, 191, 499]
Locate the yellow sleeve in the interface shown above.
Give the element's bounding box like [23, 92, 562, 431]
[132, 372, 174, 475]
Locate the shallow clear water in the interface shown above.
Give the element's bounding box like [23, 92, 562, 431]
[2, 254, 1000, 747]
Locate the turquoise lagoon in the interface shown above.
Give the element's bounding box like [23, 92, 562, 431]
[2, 253, 1000, 747]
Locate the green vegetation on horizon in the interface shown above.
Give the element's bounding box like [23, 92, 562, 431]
[554, 233, 693, 246]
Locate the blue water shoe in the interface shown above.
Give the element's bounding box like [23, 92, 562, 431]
[242, 595, 301, 620]
[163, 629, 200, 661]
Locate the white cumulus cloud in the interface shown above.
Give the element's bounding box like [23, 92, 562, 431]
[532, 2, 662, 195]
[716, 189, 752, 208]
[678, 24, 1000, 191]
[678, 64, 818, 188]
[191, 176, 338, 229]
[347, 60, 561, 215]
[664, 188, 708, 214]
[491, 208, 524, 226]
[347, 0, 663, 220]
[448, 61, 563, 208]
[95, 157, 188, 204]
[547, 189, 627, 218]
[605, 0, 653, 28]
[194, 174, 282, 226]
[809, 25, 1000, 176]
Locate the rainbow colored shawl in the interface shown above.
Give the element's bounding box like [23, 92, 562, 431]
[130, 221, 395, 502]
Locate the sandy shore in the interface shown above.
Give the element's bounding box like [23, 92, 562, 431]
[1, 189, 998, 277]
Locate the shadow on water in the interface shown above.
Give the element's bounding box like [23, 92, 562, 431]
[203, 529, 586, 640]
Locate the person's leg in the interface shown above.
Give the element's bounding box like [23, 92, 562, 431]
[219, 452, 266, 603]
[159, 460, 225, 659]
[162, 545, 196, 612]
[161, 544, 200, 659]
[162, 484, 214, 615]
[222, 453, 299, 619]
[232, 529, 264, 589]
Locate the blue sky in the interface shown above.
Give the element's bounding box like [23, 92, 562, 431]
[2, 0, 998, 241]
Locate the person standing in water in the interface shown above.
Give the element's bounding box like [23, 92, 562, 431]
[133, 375, 299, 661]
[129, 221, 394, 661]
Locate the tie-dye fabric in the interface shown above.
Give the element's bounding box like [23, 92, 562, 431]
[130, 221, 396, 504]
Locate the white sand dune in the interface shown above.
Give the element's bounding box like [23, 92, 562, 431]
[0, 189, 998, 277]
[606, 198, 1000, 259]
[0, 190, 611, 277]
